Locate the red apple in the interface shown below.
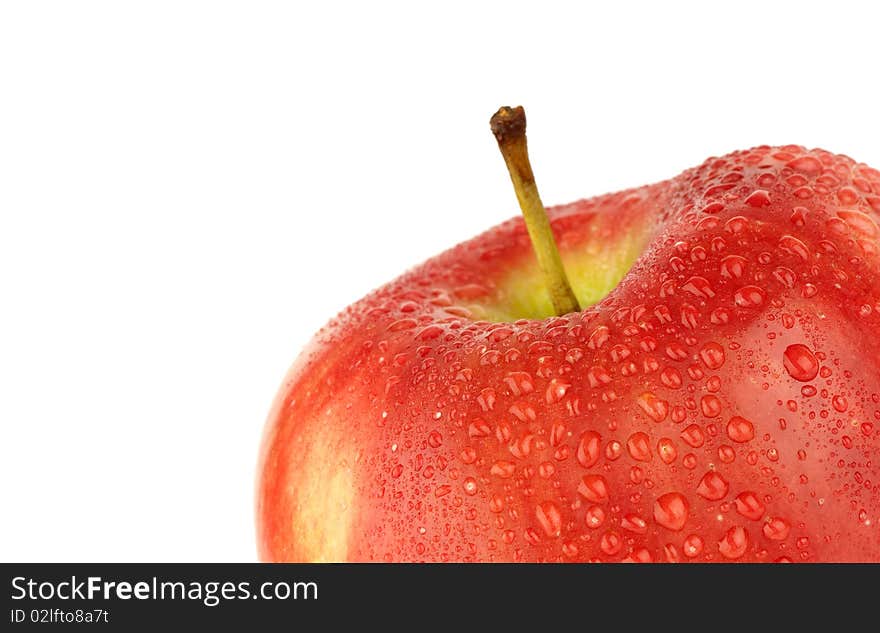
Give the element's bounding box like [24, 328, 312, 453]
[257, 107, 880, 562]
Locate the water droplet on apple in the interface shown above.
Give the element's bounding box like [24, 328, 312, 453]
[681, 424, 705, 448]
[783, 344, 819, 381]
[657, 437, 677, 464]
[683, 534, 704, 558]
[561, 540, 579, 558]
[630, 465, 644, 484]
[638, 392, 669, 422]
[734, 491, 765, 520]
[726, 416, 755, 443]
[622, 548, 653, 563]
[587, 325, 611, 350]
[718, 525, 749, 559]
[459, 447, 477, 464]
[605, 440, 623, 461]
[682, 276, 716, 299]
[462, 477, 478, 495]
[578, 474, 610, 504]
[720, 255, 747, 279]
[734, 285, 766, 308]
[699, 342, 726, 370]
[535, 501, 562, 538]
[838, 209, 879, 238]
[577, 431, 602, 468]
[801, 283, 818, 298]
[545, 378, 570, 404]
[388, 318, 417, 332]
[586, 505, 606, 528]
[779, 235, 810, 261]
[490, 460, 516, 478]
[762, 516, 790, 541]
[653, 492, 689, 531]
[697, 470, 729, 500]
[725, 215, 750, 233]
[745, 189, 771, 207]
[786, 155, 823, 174]
[600, 530, 622, 556]
[660, 366, 683, 389]
[503, 371, 534, 396]
[434, 484, 452, 498]
[427, 430, 443, 448]
[621, 513, 647, 534]
[626, 432, 653, 462]
[700, 395, 723, 418]
[717, 445, 736, 463]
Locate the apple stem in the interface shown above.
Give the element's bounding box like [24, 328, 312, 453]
[490, 106, 581, 316]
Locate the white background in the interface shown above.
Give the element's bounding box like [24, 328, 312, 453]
[1, 1, 878, 561]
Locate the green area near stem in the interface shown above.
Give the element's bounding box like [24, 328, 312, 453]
[481, 223, 650, 322]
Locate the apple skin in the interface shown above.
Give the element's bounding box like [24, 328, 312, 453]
[257, 145, 880, 562]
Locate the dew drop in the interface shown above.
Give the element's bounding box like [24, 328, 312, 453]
[462, 477, 478, 495]
[718, 525, 749, 559]
[586, 505, 606, 528]
[600, 530, 622, 555]
[720, 255, 747, 279]
[627, 432, 653, 462]
[658, 437, 678, 464]
[621, 513, 648, 534]
[653, 492, 690, 531]
[762, 517, 790, 541]
[779, 235, 810, 261]
[699, 342, 726, 370]
[535, 501, 562, 538]
[701, 395, 723, 418]
[605, 440, 623, 461]
[734, 285, 767, 308]
[545, 378, 570, 404]
[726, 416, 755, 443]
[577, 431, 602, 468]
[786, 155, 822, 175]
[630, 465, 644, 484]
[745, 189, 771, 207]
[838, 209, 879, 238]
[622, 548, 653, 563]
[681, 424, 705, 448]
[783, 344, 819, 382]
[718, 445, 736, 463]
[734, 491, 766, 520]
[434, 484, 452, 498]
[427, 430, 443, 448]
[578, 474, 610, 504]
[660, 366, 684, 389]
[490, 460, 516, 478]
[638, 392, 669, 423]
[459, 447, 477, 464]
[503, 371, 534, 396]
[683, 534, 704, 558]
[697, 470, 729, 500]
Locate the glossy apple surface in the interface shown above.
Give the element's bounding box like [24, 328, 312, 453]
[257, 145, 880, 561]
